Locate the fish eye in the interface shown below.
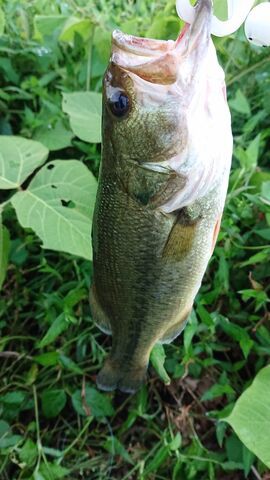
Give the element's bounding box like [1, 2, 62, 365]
[108, 90, 130, 118]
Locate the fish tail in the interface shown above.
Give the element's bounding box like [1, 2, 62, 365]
[96, 357, 147, 394]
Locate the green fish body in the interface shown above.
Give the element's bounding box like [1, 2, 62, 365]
[90, 0, 233, 393]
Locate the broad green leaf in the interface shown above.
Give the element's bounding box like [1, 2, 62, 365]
[19, 439, 38, 466]
[201, 383, 235, 401]
[0, 136, 48, 189]
[34, 351, 60, 366]
[93, 27, 111, 63]
[0, 7, 5, 36]
[146, 14, 179, 40]
[169, 432, 182, 451]
[62, 92, 102, 143]
[246, 134, 261, 169]
[254, 228, 270, 241]
[33, 120, 74, 151]
[217, 315, 253, 358]
[34, 15, 68, 40]
[261, 181, 270, 204]
[0, 391, 26, 405]
[224, 365, 270, 468]
[0, 420, 9, 437]
[229, 90, 251, 116]
[0, 219, 10, 290]
[184, 309, 198, 351]
[250, 170, 270, 193]
[150, 344, 171, 385]
[11, 160, 97, 260]
[38, 462, 69, 480]
[59, 17, 93, 42]
[41, 389, 67, 418]
[240, 250, 270, 267]
[0, 434, 23, 448]
[72, 385, 114, 418]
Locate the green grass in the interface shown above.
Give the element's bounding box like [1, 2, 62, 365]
[1, 0, 270, 479]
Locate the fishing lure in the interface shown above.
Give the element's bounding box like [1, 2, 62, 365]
[177, 0, 270, 46]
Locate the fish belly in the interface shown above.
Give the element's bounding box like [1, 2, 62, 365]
[91, 171, 222, 392]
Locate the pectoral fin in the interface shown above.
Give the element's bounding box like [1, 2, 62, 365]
[162, 207, 201, 261]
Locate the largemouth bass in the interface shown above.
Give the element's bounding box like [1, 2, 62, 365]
[90, 0, 233, 393]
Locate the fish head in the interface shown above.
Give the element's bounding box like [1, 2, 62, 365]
[103, 0, 232, 210]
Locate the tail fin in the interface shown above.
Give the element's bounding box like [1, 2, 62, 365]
[96, 357, 147, 394]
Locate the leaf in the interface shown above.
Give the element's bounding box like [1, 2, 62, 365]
[240, 250, 270, 267]
[229, 90, 251, 116]
[41, 389, 67, 418]
[0, 219, 10, 290]
[169, 432, 182, 451]
[34, 352, 60, 366]
[38, 462, 69, 480]
[201, 383, 235, 401]
[242, 445, 255, 477]
[144, 444, 170, 475]
[261, 181, 270, 205]
[150, 344, 171, 385]
[184, 309, 198, 351]
[38, 313, 70, 348]
[145, 13, 180, 40]
[0, 136, 48, 189]
[62, 92, 102, 143]
[42, 446, 64, 458]
[33, 120, 74, 151]
[104, 437, 134, 464]
[34, 15, 68, 40]
[72, 385, 114, 418]
[59, 353, 83, 374]
[217, 315, 253, 358]
[0, 7, 5, 36]
[0, 434, 23, 448]
[11, 160, 97, 260]
[0, 391, 26, 405]
[245, 134, 261, 169]
[59, 17, 93, 42]
[0, 420, 10, 437]
[19, 439, 38, 466]
[224, 365, 270, 468]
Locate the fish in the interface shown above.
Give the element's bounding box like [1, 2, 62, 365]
[90, 0, 233, 393]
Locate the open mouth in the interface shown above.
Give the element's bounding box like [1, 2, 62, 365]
[110, 0, 212, 85]
[111, 29, 188, 85]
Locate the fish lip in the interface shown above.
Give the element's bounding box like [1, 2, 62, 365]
[112, 29, 175, 58]
[111, 30, 184, 85]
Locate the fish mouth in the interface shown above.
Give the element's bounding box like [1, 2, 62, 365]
[111, 29, 187, 85]
[110, 0, 212, 85]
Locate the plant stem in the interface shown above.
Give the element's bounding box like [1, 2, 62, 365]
[227, 56, 270, 86]
[63, 416, 93, 457]
[86, 26, 95, 91]
[33, 385, 42, 473]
